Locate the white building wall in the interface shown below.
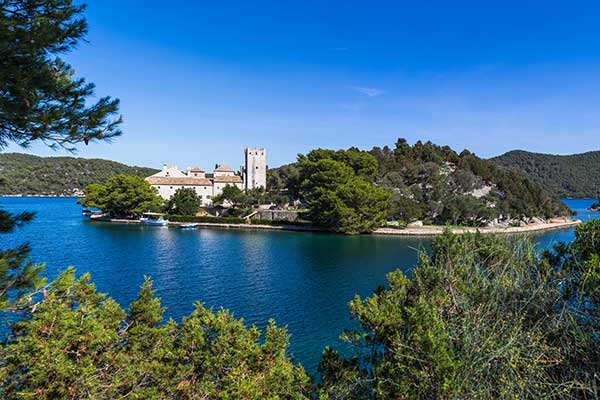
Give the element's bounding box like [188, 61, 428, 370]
[154, 184, 214, 205]
[244, 148, 267, 190]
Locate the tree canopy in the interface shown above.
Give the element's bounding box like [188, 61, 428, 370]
[271, 139, 570, 227]
[78, 175, 163, 217]
[0, 0, 122, 151]
[298, 150, 390, 234]
[0, 153, 157, 195]
[0, 270, 311, 398]
[166, 187, 201, 216]
[492, 149, 600, 199]
[317, 222, 600, 399]
[1, 0, 122, 312]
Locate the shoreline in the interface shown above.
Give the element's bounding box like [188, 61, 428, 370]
[89, 216, 582, 236]
[373, 218, 582, 236]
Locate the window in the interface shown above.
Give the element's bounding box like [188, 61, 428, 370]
[207, 195, 211, 199]
[170, 186, 173, 189]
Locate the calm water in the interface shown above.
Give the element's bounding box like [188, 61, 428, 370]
[1, 197, 598, 373]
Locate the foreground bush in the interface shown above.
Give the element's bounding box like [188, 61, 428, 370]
[0, 269, 310, 399]
[319, 230, 600, 399]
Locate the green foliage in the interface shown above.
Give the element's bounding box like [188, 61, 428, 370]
[166, 187, 200, 216]
[0, 0, 122, 151]
[213, 185, 289, 208]
[167, 214, 312, 227]
[79, 175, 163, 217]
[318, 227, 600, 399]
[212, 184, 249, 206]
[0, 153, 157, 196]
[273, 139, 569, 227]
[492, 150, 600, 198]
[267, 163, 301, 199]
[298, 152, 390, 234]
[0, 269, 311, 398]
[1, 0, 127, 315]
[0, 243, 45, 311]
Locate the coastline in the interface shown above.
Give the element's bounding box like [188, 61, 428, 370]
[373, 218, 582, 236]
[89, 215, 582, 236]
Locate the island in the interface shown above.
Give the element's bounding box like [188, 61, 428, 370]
[78, 139, 580, 236]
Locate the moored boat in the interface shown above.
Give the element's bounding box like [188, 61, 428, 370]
[140, 212, 169, 226]
[179, 223, 200, 229]
[82, 208, 93, 217]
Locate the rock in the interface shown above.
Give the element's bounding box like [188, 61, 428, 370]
[530, 217, 544, 225]
[408, 220, 424, 227]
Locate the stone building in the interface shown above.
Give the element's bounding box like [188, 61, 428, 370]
[146, 148, 266, 205]
[242, 147, 267, 190]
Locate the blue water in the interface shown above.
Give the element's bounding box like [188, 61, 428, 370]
[1, 197, 598, 373]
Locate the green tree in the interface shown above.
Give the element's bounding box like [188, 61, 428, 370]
[212, 184, 250, 207]
[308, 176, 390, 234]
[167, 187, 200, 216]
[79, 175, 163, 217]
[0, 269, 311, 398]
[1, 0, 122, 151]
[1, 0, 123, 312]
[298, 156, 389, 234]
[319, 229, 600, 399]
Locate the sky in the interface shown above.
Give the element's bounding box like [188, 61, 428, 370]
[6, 0, 600, 169]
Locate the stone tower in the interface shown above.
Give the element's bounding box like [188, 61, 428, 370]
[243, 147, 267, 190]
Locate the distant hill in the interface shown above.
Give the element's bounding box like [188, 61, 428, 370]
[0, 153, 158, 196]
[491, 150, 600, 199]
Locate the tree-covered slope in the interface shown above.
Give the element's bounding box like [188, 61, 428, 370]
[491, 150, 600, 199]
[0, 153, 158, 196]
[268, 139, 570, 226]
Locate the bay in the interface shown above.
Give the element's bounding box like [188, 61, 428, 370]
[1, 197, 597, 373]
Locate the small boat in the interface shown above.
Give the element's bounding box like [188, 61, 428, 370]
[82, 208, 93, 217]
[140, 212, 169, 226]
[179, 223, 200, 230]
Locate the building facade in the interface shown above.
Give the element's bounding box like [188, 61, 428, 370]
[146, 163, 243, 206]
[242, 147, 267, 190]
[145, 148, 266, 205]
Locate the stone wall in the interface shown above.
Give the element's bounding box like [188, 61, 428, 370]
[252, 210, 300, 222]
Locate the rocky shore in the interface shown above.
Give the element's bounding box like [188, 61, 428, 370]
[374, 217, 581, 236]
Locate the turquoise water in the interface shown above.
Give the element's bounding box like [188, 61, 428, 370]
[1, 197, 598, 373]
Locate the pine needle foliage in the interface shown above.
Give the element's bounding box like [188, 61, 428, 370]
[318, 230, 600, 399]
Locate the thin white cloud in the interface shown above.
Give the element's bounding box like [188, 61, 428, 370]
[351, 86, 385, 97]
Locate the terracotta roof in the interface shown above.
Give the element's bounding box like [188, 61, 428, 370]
[214, 163, 234, 172]
[213, 175, 243, 183]
[146, 176, 213, 186]
[189, 167, 204, 172]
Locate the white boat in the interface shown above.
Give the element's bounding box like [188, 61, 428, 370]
[140, 212, 169, 226]
[81, 208, 93, 217]
[179, 223, 200, 229]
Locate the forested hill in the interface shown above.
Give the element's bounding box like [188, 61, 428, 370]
[491, 150, 600, 199]
[268, 139, 570, 226]
[0, 153, 158, 196]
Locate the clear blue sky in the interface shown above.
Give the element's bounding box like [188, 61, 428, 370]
[7, 0, 600, 169]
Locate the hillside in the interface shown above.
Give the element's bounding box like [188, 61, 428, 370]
[0, 153, 158, 196]
[491, 150, 600, 199]
[268, 139, 571, 226]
